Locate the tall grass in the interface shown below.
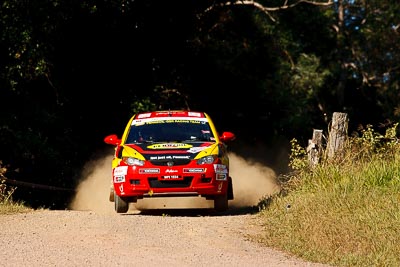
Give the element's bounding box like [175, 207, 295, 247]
[0, 163, 31, 214]
[256, 123, 400, 266]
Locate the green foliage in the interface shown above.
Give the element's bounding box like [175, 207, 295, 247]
[0, 168, 15, 204]
[1, 0, 400, 213]
[0, 0, 57, 90]
[130, 86, 190, 114]
[0, 178, 16, 204]
[130, 97, 157, 115]
[350, 122, 399, 160]
[290, 53, 330, 97]
[288, 138, 308, 171]
[257, 123, 400, 266]
[0, 162, 31, 214]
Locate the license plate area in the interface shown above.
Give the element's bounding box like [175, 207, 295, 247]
[159, 175, 183, 180]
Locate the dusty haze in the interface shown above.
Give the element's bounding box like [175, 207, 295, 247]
[69, 151, 281, 213]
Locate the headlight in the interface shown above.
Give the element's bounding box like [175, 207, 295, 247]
[123, 157, 145, 166]
[197, 155, 216, 165]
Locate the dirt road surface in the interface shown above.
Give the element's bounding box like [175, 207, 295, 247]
[0, 208, 330, 267]
[0, 152, 331, 267]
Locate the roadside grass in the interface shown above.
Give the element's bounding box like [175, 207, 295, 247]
[0, 168, 32, 214]
[0, 199, 32, 214]
[1, 124, 400, 266]
[256, 124, 400, 267]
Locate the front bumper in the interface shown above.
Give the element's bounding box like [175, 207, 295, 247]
[112, 163, 228, 199]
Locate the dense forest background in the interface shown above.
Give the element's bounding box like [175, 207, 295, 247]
[1, 0, 399, 208]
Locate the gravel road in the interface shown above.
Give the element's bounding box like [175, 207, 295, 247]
[0, 153, 332, 267]
[0, 207, 330, 267]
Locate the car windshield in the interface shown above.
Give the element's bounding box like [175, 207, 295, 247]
[125, 117, 215, 144]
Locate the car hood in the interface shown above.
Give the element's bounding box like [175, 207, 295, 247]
[122, 142, 218, 161]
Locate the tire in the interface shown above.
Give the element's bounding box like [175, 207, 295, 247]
[227, 177, 234, 200]
[109, 187, 115, 202]
[114, 191, 129, 213]
[214, 193, 228, 212]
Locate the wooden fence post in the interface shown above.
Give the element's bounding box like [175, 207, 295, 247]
[307, 129, 323, 168]
[327, 112, 348, 159]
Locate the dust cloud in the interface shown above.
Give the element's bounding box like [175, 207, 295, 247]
[69, 152, 281, 214]
[228, 153, 281, 207]
[69, 154, 115, 214]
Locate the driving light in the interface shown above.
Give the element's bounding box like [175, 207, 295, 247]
[123, 157, 145, 166]
[197, 155, 216, 165]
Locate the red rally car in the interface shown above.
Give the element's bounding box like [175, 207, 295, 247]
[104, 110, 236, 213]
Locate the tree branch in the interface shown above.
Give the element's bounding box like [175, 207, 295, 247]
[202, 0, 334, 22]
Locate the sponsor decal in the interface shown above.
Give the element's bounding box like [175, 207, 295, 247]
[114, 166, 128, 176]
[216, 173, 227, 181]
[187, 146, 208, 153]
[165, 169, 178, 173]
[149, 155, 190, 160]
[132, 117, 209, 125]
[114, 176, 125, 183]
[188, 112, 201, 117]
[172, 155, 190, 159]
[217, 182, 223, 192]
[145, 120, 165, 125]
[137, 113, 151, 119]
[147, 143, 192, 149]
[168, 119, 189, 123]
[119, 184, 124, 194]
[183, 168, 205, 173]
[139, 168, 160, 174]
[155, 111, 170, 115]
[214, 164, 228, 174]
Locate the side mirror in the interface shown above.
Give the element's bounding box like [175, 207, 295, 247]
[104, 134, 121, 146]
[219, 132, 236, 143]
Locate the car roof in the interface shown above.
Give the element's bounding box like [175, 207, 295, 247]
[134, 110, 207, 119]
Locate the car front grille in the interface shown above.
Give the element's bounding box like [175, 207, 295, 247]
[148, 177, 193, 188]
[149, 159, 191, 166]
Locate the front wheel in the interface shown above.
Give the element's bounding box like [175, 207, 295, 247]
[114, 191, 129, 213]
[227, 177, 234, 200]
[214, 193, 228, 212]
[109, 186, 115, 202]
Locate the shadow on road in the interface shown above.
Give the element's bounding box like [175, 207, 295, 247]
[123, 205, 260, 217]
